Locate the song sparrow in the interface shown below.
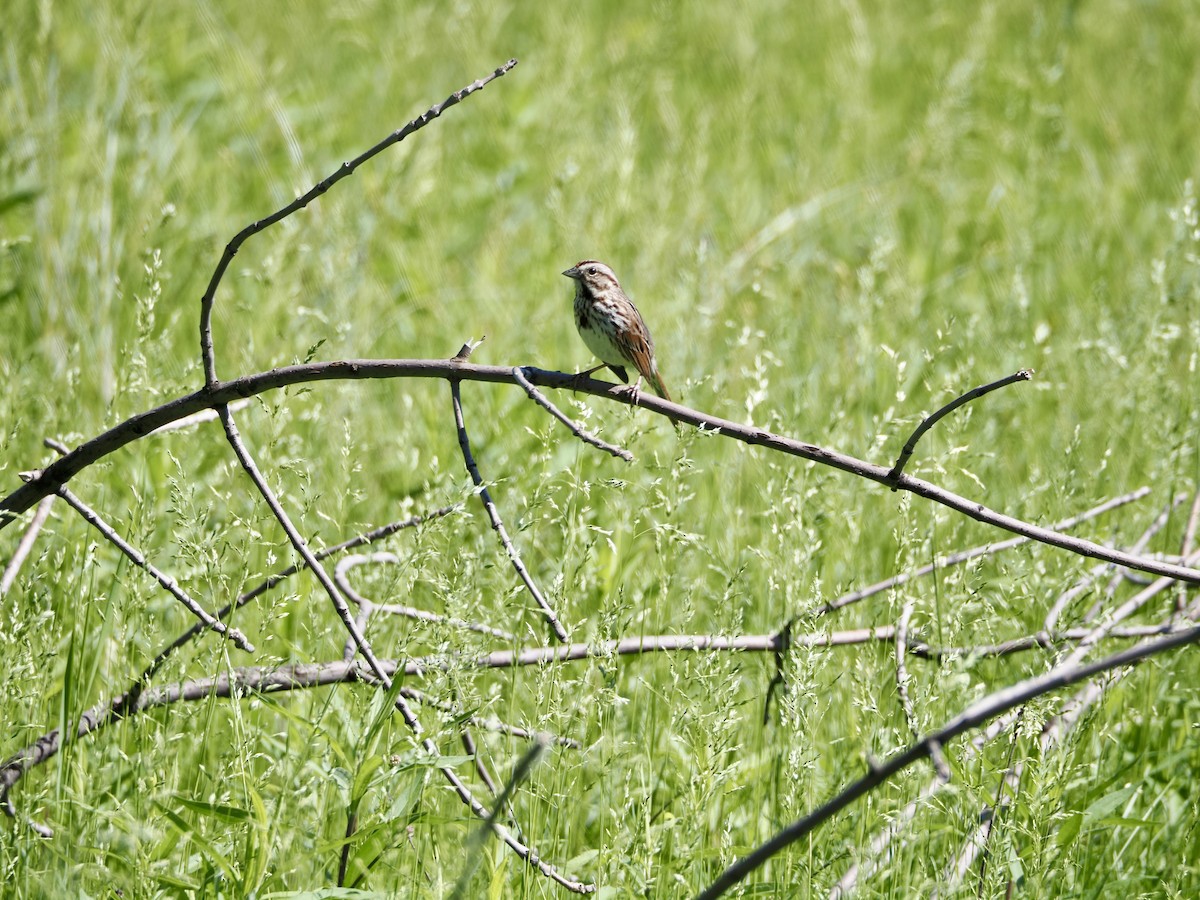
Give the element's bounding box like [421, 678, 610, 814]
[562, 260, 671, 401]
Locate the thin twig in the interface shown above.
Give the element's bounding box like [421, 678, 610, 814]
[696, 622, 1200, 900]
[809, 487, 1152, 622]
[54, 485, 254, 652]
[197, 60, 518, 386]
[148, 398, 251, 435]
[334, 552, 516, 641]
[1174, 490, 1200, 618]
[1042, 563, 1109, 633]
[512, 366, 633, 461]
[450, 735, 550, 900]
[400, 685, 580, 750]
[457, 727, 530, 846]
[3, 362, 1193, 585]
[940, 593, 1200, 896]
[1058, 549, 1200, 669]
[895, 593, 919, 741]
[0, 495, 53, 599]
[887, 370, 1033, 487]
[837, 492, 1194, 897]
[450, 379, 570, 642]
[12, 614, 1178, 828]
[146, 505, 459, 687]
[1181, 490, 1200, 558]
[0, 505, 461, 812]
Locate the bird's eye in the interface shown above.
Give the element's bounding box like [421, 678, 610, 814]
[587, 266, 598, 276]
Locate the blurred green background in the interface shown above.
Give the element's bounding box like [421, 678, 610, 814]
[2, 1, 1199, 896]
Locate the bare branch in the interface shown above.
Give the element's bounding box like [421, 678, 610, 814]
[0, 495, 53, 599]
[887, 370, 1033, 486]
[809, 487, 1152, 621]
[513, 366, 633, 461]
[451, 735, 550, 900]
[895, 594, 919, 741]
[198, 61, 518, 386]
[55, 485, 254, 652]
[147, 398, 252, 435]
[2, 361, 1193, 584]
[400, 685, 580, 750]
[0, 627, 891, 804]
[451, 380, 570, 642]
[334, 551, 516, 641]
[1082, 491, 1188, 624]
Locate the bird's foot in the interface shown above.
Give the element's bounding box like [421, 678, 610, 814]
[617, 378, 644, 404]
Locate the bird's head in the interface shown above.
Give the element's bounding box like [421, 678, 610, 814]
[563, 260, 620, 294]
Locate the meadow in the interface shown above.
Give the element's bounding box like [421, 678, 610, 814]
[2, 1, 1199, 896]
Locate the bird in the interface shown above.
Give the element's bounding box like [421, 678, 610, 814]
[562, 260, 672, 401]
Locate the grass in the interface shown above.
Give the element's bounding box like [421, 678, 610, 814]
[3, 0, 1200, 896]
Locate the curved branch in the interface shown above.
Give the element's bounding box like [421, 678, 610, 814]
[197, 60, 518, 386]
[3, 360, 1196, 585]
[886, 370, 1033, 486]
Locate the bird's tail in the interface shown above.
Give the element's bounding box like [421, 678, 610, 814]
[650, 366, 671, 401]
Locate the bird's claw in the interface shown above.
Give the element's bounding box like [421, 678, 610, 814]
[617, 383, 642, 404]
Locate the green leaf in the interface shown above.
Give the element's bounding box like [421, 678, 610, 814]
[173, 795, 252, 823]
[1083, 786, 1137, 823]
[1055, 812, 1082, 848]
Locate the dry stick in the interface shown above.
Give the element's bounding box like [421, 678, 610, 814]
[342, 593, 376, 664]
[512, 366, 633, 462]
[398, 684, 580, 750]
[1, 437, 70, 598]
[153, 506, 460, 683]
[3, 361, 1192, 585]
[875, 511, 1199, 895]
[54, 484, 254, 652]
[216, 404, 591, 893]
[886, 370, 1034, 487]
[462, 730, 501, 796]
[458, 726, 532, 848]
[0, 494, 53, 598]
[696, 623, 1200, 900]
[450, 735, 550, 900]
[810, 487, 1152, 622]
[1058, 549, 1200, 670]
[839, 619, 1196, 897]
[909, 622, 1198, 660]
[1041, 563, 1109, 634]
[450, 379, 570, 642]
[334, 552, 516, 641]
[148, 398, 252, 435]
[197, 60, 518, 387]
[895, 593, 919, 741]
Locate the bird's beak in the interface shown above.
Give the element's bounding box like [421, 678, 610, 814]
[562, 266, 581, 279]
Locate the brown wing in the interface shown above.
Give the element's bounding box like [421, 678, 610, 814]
[615, 306, 671, 400]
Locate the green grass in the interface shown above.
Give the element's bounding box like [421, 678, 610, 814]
[3, 1, 1200, 896]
